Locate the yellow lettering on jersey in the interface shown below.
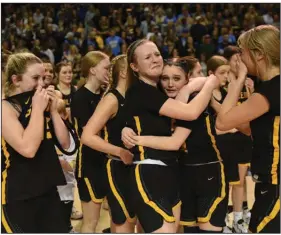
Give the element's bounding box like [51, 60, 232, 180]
[25, 107, 31, 118]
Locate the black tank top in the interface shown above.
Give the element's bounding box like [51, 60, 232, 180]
[1, 91, 66, 204]
[103, 89, 127, 151]
[56, 85, 76, 108]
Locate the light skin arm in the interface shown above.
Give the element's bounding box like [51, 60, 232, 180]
[47, 86, 70, 149]
[160, 79, 218, 121]
[134, 127, 191, 151]
[81, 94, 133, 164]
[211, 95, 251, 136]
[2, 87, 49, 158]
[216, 56, 269, 131]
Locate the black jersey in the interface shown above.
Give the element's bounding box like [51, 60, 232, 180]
[56, 85, 76, 108]
[103, 89, 127, 151]
[250, 75, 280, 185]
[1, 91, 66, 204]
[176, 94, 222, 165]
[125, 80, 177, 164]
[213, 86, 253, 162]
[70, 86, 106, 179]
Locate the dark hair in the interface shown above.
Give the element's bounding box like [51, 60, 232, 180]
[223, 46, 240, 61]
[175, 56, 199, 77]
[39, 54, 51, 64]
[126, 39, 149, 88]
[55, 61, 73, 75]
[207, 55, 228, 73]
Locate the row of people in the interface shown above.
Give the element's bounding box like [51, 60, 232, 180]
[1, 24, 279, 233]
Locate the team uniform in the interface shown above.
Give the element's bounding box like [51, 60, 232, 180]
[125, 80, 181, 233]
[248, 75, 280, 233]
[176, 94, 228, 228]
[215, 86, 252, 185]
[56, 85, 76, 109]
[71, 86, 108, 203]
[1, 91, 68, 233]
[102, 89, 135, 225]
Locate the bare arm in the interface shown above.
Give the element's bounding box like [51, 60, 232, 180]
[160, 79, 218, 121]
[211, 95, 251, 136]
[48, 86, 70, 149]
[81, 94, 133, 164]
[216, 79, 269, 131]
[134, 127, 191, 151]
[2, 87, 49, 158]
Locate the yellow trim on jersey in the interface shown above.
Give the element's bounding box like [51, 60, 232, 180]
[135, 164, 175, 223]
[173, 201, 182, 210]
[257, 198, 280, 233]
[104, 126, 109, 142]
[2, 207, 12, 233]
[106, 159, 135, 222]
[134, 116, 145, 161]
[179, 220, 197, 226]
[229, 180, 241, 185]
[198, 116, 226, 223]
[1, 138, 11, 205]
[77, 143, 83, 178]
[73, 118, 83, 178]
[84, 178, 103, 203]
[271, 116, 280, 185]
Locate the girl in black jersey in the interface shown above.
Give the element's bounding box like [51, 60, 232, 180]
[123, 56, 228, 233]
[121, 39, 219, 233]
[1, 52, 70, 232]
[55, 61, 76, 120]
[220, 47, 254, 231]
[81, 55, 135, 233]
[70, 51, 110, 233]
[216, 25, 280, 233]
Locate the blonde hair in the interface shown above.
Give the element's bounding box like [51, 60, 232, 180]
[103, 54, 127, 96]
[80, 51, 108, 78]
[238, 25, 280, 76]
[4, 52, 42, 97]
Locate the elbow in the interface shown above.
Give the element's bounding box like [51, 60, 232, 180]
[215, 118, 229, 131]
[169, 142, 183, 151]
[59, 133, 71, 150]
[60, 140, 70, 150]
[21, 147, 37, 159]
[80, 132, 88, 146]
[188, 110, 199, 121]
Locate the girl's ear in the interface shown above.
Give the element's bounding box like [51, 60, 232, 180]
[208, 70, 213, 76]
[11, 74, 20, 87]
[89, 67, 96, 76]
[130, 63, 139, 72]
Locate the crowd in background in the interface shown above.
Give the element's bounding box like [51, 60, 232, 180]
[1, 3, 280, 84]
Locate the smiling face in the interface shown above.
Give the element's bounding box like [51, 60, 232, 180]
[58, 65, 73, 85]
[160, 65, 188, 98]
[132, 41, 164, 81]
[43, 62, 54, 86]
[17, 63, 45, 92]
